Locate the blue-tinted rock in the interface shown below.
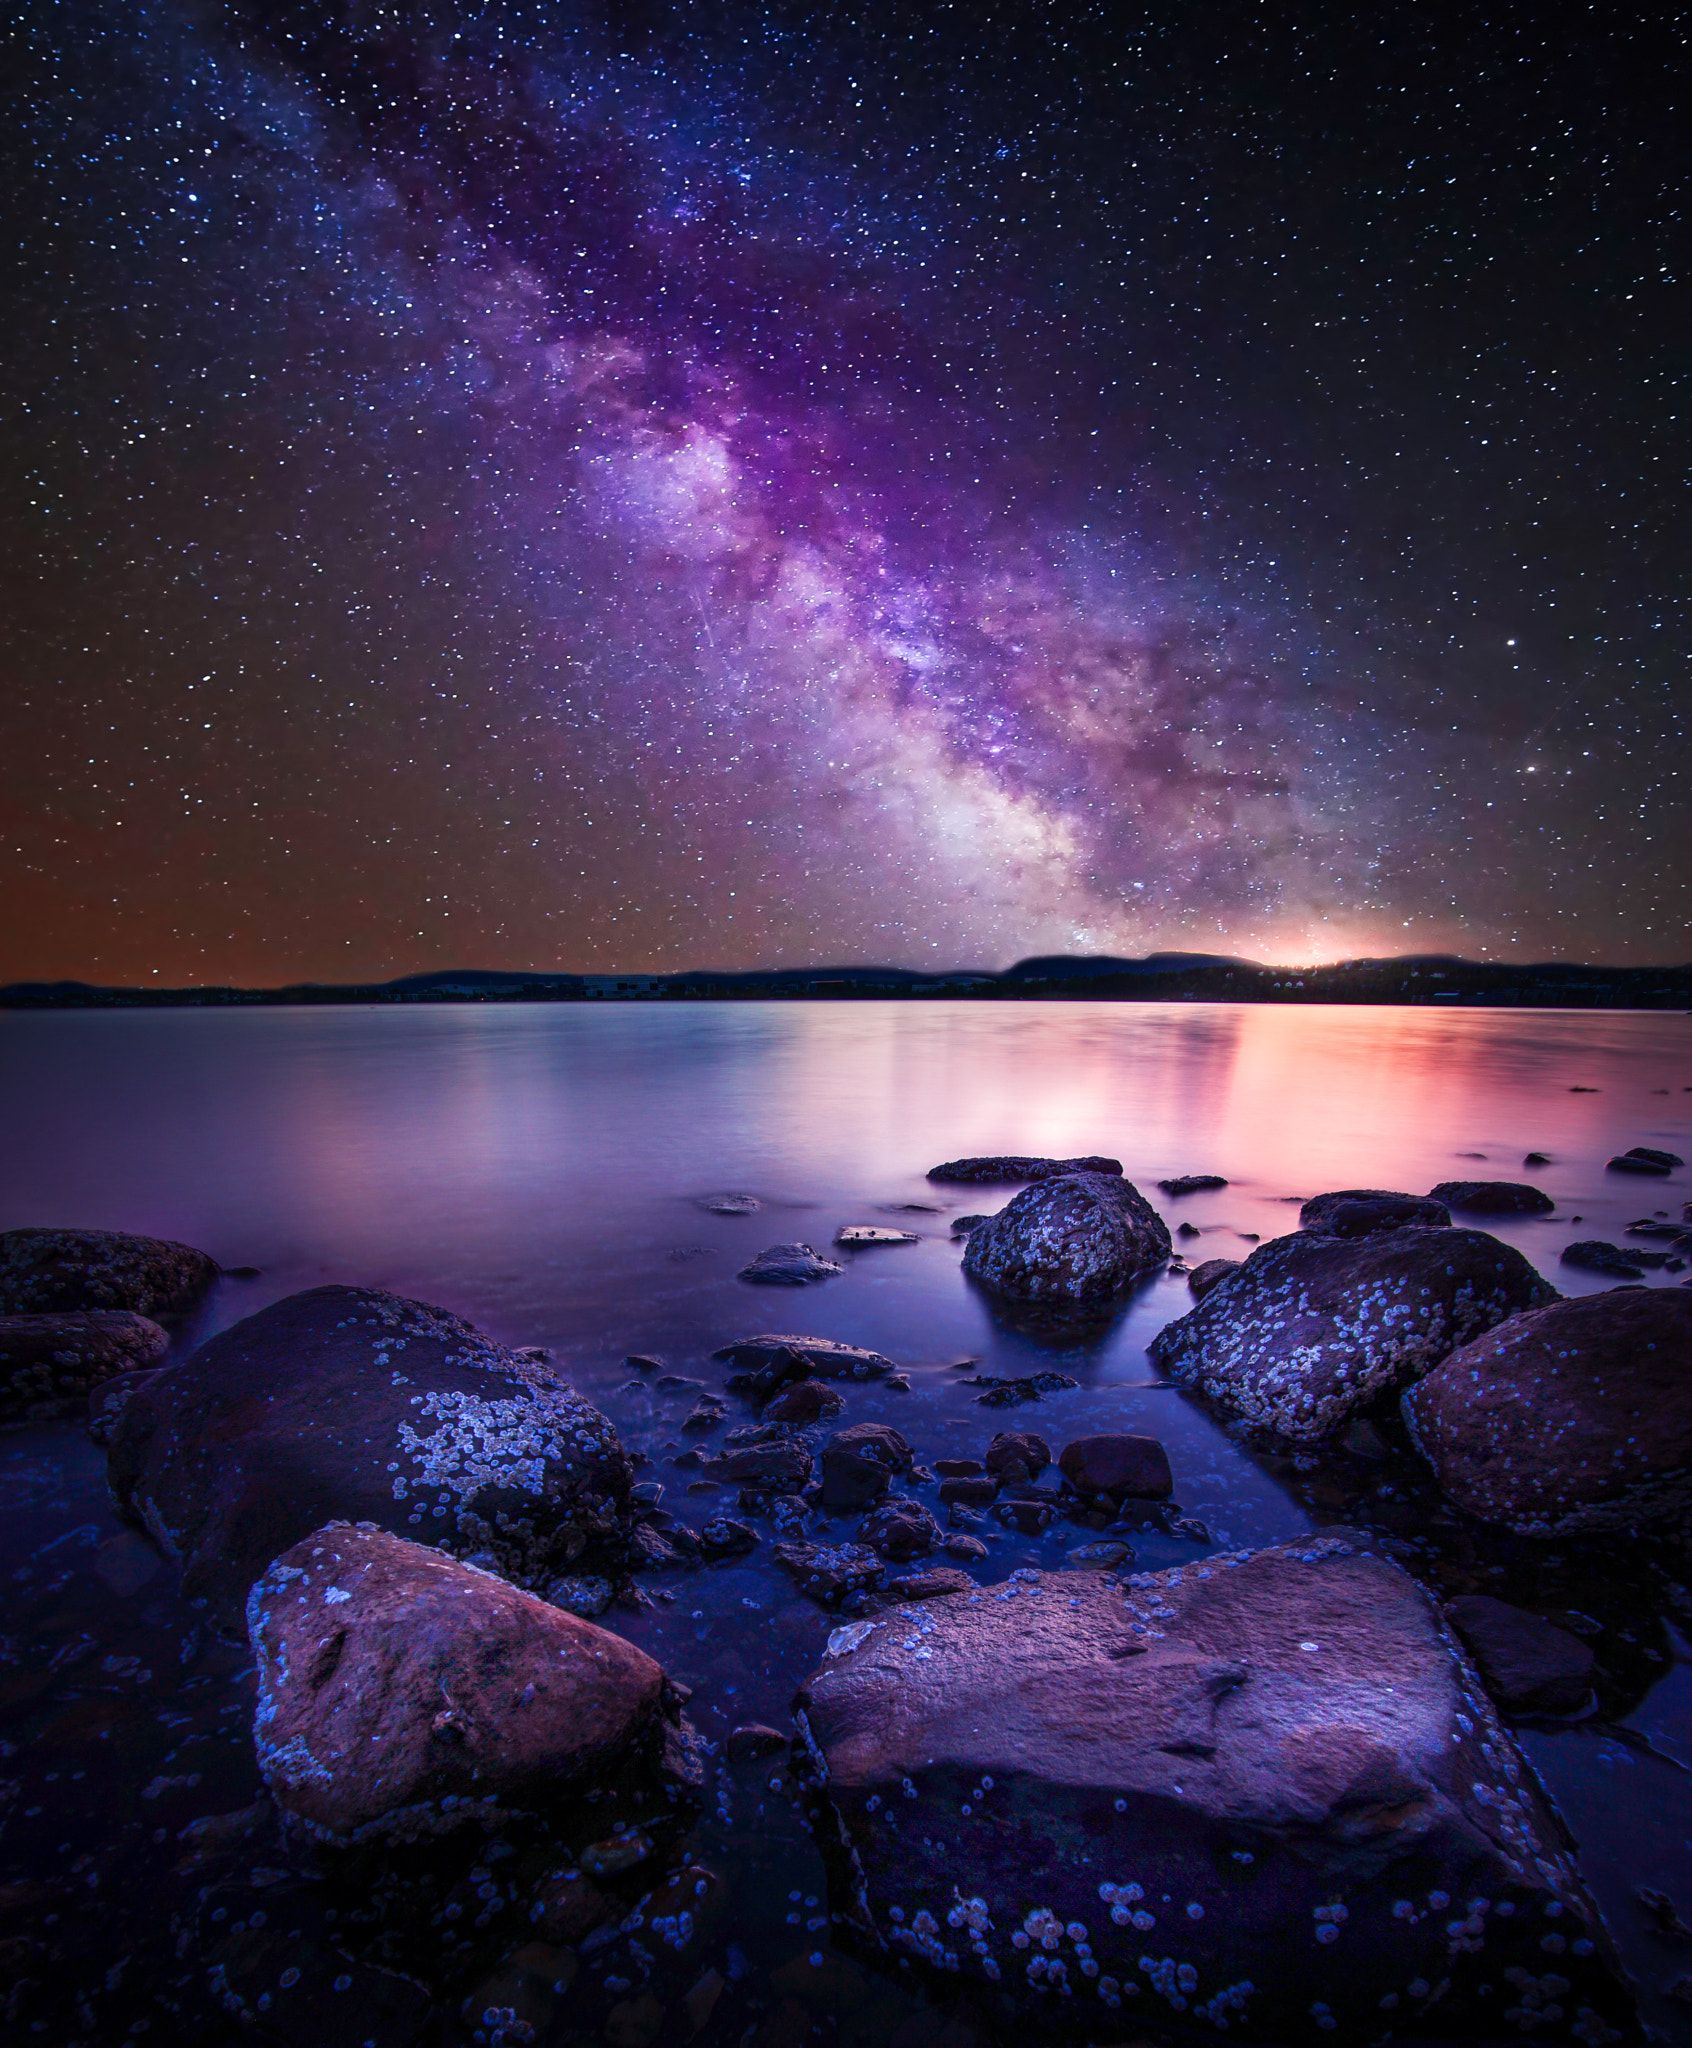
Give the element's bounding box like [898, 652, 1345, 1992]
[963, 1172, 1170, 1305]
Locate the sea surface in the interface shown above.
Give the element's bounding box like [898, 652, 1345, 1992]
[1, 1000, 1689, 2044]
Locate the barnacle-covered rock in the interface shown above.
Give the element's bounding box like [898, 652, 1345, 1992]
[795, 1542, 1633, 2043]
[0, 1310, 168, 1423]
[0, 1226, 218, 1319]
[963, 1173, 1170, 1306]
[1404, 1287, 1692, 1535]
[1297, 1190, 1451, 1238]
[1147, 1226, 1552, 1440]
[248, 1522, 681, 1845]
[105, 1285, 633, 1627]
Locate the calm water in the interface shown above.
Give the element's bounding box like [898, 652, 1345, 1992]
[1, 1001, 1689, 2044]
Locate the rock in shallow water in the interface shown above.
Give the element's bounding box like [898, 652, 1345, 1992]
[1296, 1190, 1451, 1238]
[794, 1539, 1632, 2043]
[1403, 1286, 1692, 1535]
[248, 1522, 681, 1845]
[1187, 1256, 1241, 1299]
[926, 1155, 1122, 1184]
[1148, 1226, 1553, 1440]
[0, 1310, 168, 1422]
[105, 1284, 633, 1628]
[737, 1242, 844, 1285]
[0, 1226, 219, 1319]
[1444, 1594, 1595, 1715]
[1057, 1432, 1172, 1502]
[963, 1172, 1170, 1305]
[1430, 1179, 1556, 1216]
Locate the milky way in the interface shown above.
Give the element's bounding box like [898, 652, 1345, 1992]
[2, 2, 1684, 980]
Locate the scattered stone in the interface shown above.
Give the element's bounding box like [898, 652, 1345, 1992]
[934, 1456, 985, 1478]
[860, 1498, 940, 1561]
[248, 1523, 682, 1845]
[775, 1539, 884, 1608]
[991, 1495, 1055, 1534]
[938, 1474, 998, 1507]
[1156, 1174, 1229, 1196]
[1149, 1226, 1553, 1439]
[737, 1243, 843, 1286]
[883, 1567, 974, 1601]
[0, 1310, 169, 1423]
[698, 1517, 758, 1559]
[761, 1379, 844, 1425]
[819, 1423, 912, 1510]
[709, 1438, 812, 1494]
[625, 1353, 663, 1372]
[713, 1334, 896, 1384]
[1429, 1179, 1556, 1216]
[1523, 1151, 1552, 1167]
[1404, 1286, 1692, 1534]
[1609, 1146, 1683, 1176]
[983, 1430, 1050, 1482]
[681, 1395, 728, 1432]
[105, 1285, 633, 1628]
[1561, 1240, 1646, 1278]
[1057, 1432, 1173, 1501]
[926, 1155, 1122, 1184]
[726, 1723, 789, 1761]
[698, 1193, 761, 1214]
[1296, 1189, 1450, 1237]
[1175, 1221, 1202, 1240]
[795, 1539, 1631, 2042]
[1187, 1256, 1240, 1299]
[835, 1226, 919, 1248]
[942, 1533, 988, 1562]
[0, 1226, 219, 1319]
[1066, 1538, 1132, 1568]
[963, 1172, 1170, 1304]
[965, 1369, 1079, 1408]
[1445, 1594, 1595, 1714]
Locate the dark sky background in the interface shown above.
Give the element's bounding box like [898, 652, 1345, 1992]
[1, 1, 1685, 983]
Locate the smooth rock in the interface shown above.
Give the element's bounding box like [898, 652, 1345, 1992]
[950, 1214, 993, 1236]
[1057, 1432, 1173, 1501]
[963, 1172, 1170, 1305]
[1561, 1240, 1646, 1278]
[0, 1310, 168, 1423]
[1148, 1226, 1553, 1440]
[1156, 1174, 1229, 1196]
[1187, 1257, 1240, 1299]
[926, 1155, 1122, 1184]
[698, 1194, 761, 1215]
[0, 1226, 218, 1319]
[1444, 1594, 1595, 1714]
[1296, 1190, 1451, 1238]
[1429, 1179, 1556, 1216]
[737, 1243, 843, 1286]
[1608, 1147, 1682, 1176]
[761, 1379, 844, 1425]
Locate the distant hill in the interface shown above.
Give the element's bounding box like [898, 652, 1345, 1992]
[3, 956, 1689, 1010]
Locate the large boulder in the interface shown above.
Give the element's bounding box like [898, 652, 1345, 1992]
[963, 1173, 1170, 1306]
[105, 1286, 633, 1626]
[0, 1311, 168, 1423]
[0, 1227, 218, 1319]
[1297, 1191, 1450, 1238]
[794, 1540, 1631, 2043]
[1403, 1287, 1692, 1535]
[927, 1156, 1122, 1185]
[248, 1522, 679, 1845]
[1148, 1227, 1553, 1440]
[1429, 1180, 1555, 1217]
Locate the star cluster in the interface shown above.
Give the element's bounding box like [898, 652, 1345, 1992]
[1, 1, 1684, 981]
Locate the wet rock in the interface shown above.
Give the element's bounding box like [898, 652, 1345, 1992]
[1429, 1179, 1556, 1216]
[836, 1226, 919, 1248]
[0, 1310, 168, 1423]
[860, 1498, 939, 1561]
[1296, 1189, 1451, 1238]
[727, 1722, 790, 1761]
[943, 1533, 988, 1562]
[698, 1193, 761, 1214]
[0, 1226, 219, 1319]
[965, 1369, 1079, 1408]
[992, 1495, 1056, 1534]
[105, 1285, 633, 1628]
[1404, 1286, 1692, 1534]
[1187, 1257, 1240, 1299]
[939, 1474, 998, 1507]
[775, 1539, 884, 1607]
[737, 1242, 843, 1286]
[1561, 1240, 1646, 1278]
[1608, 1147, 1683, 1176]
[1175, 1221, 1202, 1240]
[713, 1333, 896, 1386]
[1445, 1595, 1595, 1714]
[1523, 1151, 1553, 1167]
[249, 1522, 681, 1845]
[761, 1378, 844, 1425]
[698, 1516, 758, 1559]
[934, 1456, 985, 1477]
[963, 1173, 1170, 1305]
[709, 1437, 812, 1494]
[1148, 1226, 1553, 1440]
[1057, 1433, 1173, 1502]
[983, 1430, 1051, 1482]
[1156, 1174, 1228, 1196]
[795, 1538, 1631, 2043]
[884, 1567, 974, 1601]
[820, 1423, 913, 1510]
[1066, 1538, 1132, 1568]
[681, 1395, 728, 1432]
[926, 1155, 1122, 1184]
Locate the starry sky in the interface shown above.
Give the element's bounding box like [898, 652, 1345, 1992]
[1, 1, 1685, 984]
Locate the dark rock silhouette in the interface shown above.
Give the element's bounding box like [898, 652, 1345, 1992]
[0, 1310, 168, 1423]
[1429, 1179, 1556, 1216]
[926, 1155, 1122, 1183]
[1297, 1190, 1450, 1237]
[963, 1172, 1170, 1304]
[0, 1227, 218, 1320]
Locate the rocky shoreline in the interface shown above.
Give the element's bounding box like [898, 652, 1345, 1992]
[2, 1147, 1690, 2046]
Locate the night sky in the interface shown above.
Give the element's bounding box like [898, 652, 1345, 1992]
[2, 1, 1685, 984]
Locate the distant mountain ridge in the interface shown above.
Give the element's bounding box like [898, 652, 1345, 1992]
[4, 954, 1689, 1009]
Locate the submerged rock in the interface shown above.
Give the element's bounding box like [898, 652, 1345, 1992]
[1444, 1594, 1595, 1714]
[1187, 1257, 1240, 1299]
[1296, 1190, 1450, 1238]
[963, 1172, 1170, 1305]
[835, 1225, 919, 1248]
[1156, 1174, 1228, 1196]
[1404, 1287, 1692, 1534]
[0, 1310, 168, 1423]
[697, 1193, 761, 1215]
[248, 1523, 679, 1845]
[1057, 1432, 1172, 1502]
[1148, 1226, 1553, 1439]
[1608, 1146, 1683, 1176]
[794, 1539, 1631, 2043]
[713, 1333, 896, 1389]
[0, 1226, 218, 1319]
[737, 1242, 843, 1286]
[1561, 1240, 1647, 1278]
[1429, 1179, 1556, 1216]
[105, 1285, 633, 1627]
[926, 1155, 1122, 1184]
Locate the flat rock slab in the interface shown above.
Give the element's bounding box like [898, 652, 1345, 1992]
[0, 1227, 219, 1319]
[249, 1522, 675, 1845]
[835, 1226, 920, 1248]
[0, 1310, 168, 1423]
[795, 1540, 1630, 2043]
[105, 1285, 633, 1627]
[1429, 1180, 1556, 1216]
[1297, 1190, 1451, 1238]
[1404, 1286, 1692, 1534]
[712, 1334, 896, 1383]
[926, 1156, 1122, 1185]
[737, 1243, 843, 1285]
[964, 1173, 1171, 1305]
[1148, 1226, 1553, 1440]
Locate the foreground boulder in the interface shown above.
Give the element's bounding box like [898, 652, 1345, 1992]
[1429, 1179, 1555, 1216]
[795, 1540, 1630, 2043]
[1149, 1227, 1552, 1439]
[1297, 1190, 1450, 1238]
[1403, 1287, 1692, 1534]
[0, 1227, 218, 1319]
[0, 1311, 168, 1423]
[249, 1523, 679, 1844]
[928, 1155, 1122, 1184]
[964, 1173, 1170, 1305]
[106, 1286, 633, 1626]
